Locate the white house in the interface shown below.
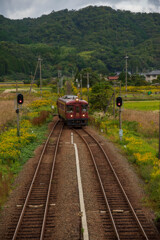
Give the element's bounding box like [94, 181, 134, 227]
[145, 70, 160, 82]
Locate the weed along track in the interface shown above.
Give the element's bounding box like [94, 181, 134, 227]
[74, 127, 160, 240]
[1, 122, 160, 239]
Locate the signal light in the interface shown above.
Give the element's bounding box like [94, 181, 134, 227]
[17, 93, 23, 104]
[116, 97, 122, 107]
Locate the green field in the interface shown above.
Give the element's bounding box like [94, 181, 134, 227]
[124, 100, 160, 111]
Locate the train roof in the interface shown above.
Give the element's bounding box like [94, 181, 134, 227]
[62, 95, 78, 99]
[58, 95, 88, 104]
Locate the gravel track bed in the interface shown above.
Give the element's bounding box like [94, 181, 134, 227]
[0, 121, 159, 239]
[52, 127, 80, 239]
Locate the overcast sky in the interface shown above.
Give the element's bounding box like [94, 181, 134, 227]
[0, 0, 160, 19]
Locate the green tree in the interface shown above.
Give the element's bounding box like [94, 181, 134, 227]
[118, 71, 131, 86]
[131, 74, 149, 86]
[89, 81, 113, 113]
[74, 68, 102, 87]
[152, 75, 160, 85]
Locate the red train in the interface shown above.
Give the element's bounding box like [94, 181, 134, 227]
[57, 95, 88, 126]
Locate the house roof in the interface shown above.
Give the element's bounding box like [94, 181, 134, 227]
[108, 76, 119, 80]
[146, 70, 160, 76]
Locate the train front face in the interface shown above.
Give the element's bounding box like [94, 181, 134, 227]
[66, 99, 88, 126]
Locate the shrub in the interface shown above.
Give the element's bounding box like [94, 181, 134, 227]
[0, 170, 13, 207]
[28, 99, 52, 108]
[32, 110, 50, 126]
[0, 125, 36, 164]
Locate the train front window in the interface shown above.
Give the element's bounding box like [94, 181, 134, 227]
[76, 106, 79, 113]
[82, 105, 88, 112]
[67, 105, 73, 113]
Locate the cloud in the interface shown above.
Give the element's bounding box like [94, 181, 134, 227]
[115, 0, 160, 13]
[79, 0, 160, 13]
[76, 0, 160, 13]
[0, 0, 159, 19]
[3, 0, 54, 19]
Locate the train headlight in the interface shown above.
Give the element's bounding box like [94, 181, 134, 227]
[70, 114, 73, 118]
[82, 114, 85, 117]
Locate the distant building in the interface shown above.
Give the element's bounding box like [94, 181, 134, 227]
[107, 76, 119, 81]
[145, 70, 160, 82]
[115, 72, 121, 76]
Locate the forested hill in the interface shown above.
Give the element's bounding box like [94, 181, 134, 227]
[0, 6, 160, 79]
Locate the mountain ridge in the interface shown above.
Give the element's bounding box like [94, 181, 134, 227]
[0, 6, 159, 78]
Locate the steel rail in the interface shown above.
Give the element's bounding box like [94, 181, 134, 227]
[12, 120, 60, 240]
[82, 128, 149, 240]
[40, 122, 64, 239]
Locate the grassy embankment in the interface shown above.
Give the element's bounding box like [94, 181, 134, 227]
[0, 84, 58, 209]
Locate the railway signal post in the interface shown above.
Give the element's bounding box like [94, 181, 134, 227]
[116, 96, 123, 140]
[16, 93, 23, 137]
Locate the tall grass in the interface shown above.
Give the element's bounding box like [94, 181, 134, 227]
[0, 101, 16, 128]
[0, 171, 13, 207]
[0, 92, 40, 130]
[122, 109, 159, 138]
[32, 110, 50, 125]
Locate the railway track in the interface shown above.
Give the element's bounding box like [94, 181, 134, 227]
[6, 120, 63, 240]
[1, 123, 159, 239]
[74, 127, 159, 240]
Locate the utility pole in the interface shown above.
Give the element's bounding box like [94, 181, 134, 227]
[58, 70, 62, 94]
[80, 74, 82, 99]
[113, 81, 116, 118]
[87, 72, 89, 103]
[125, 54, 129, 96]
[29, 59, 39, 94]
[76, 79, 78, 88]
[61, 75, 64, 89]
[16, 80, 18, 94]
[72, 70, 74, 79]
[38, 57, 42, 97]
